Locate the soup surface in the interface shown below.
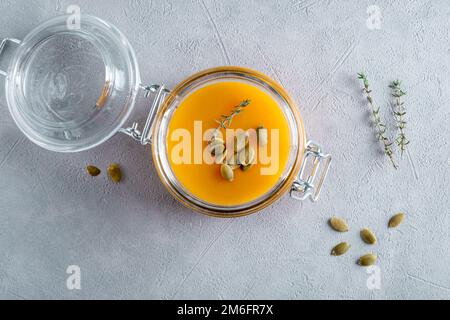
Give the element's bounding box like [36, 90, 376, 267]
[167, 81, 291, 206]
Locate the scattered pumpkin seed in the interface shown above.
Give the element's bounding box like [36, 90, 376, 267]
[361, 228, 377, 245]
[209, 140, 226, 156]
[210, 137, 225, 145]
[220, 164, 234, 182]
[331, 242, 351, 256]
[108, 163, 122, 183]
[257, 126, 268, 147]
[215, 152, 226, 165]
[329, 217, 349, 233]
[240, 163, 254, 172]
[227, 155, 240, 170]
[389, 213, 406, 228]
[238, 146, 256, 167]
[86, 165, 101, 177]
[358, 254, 377, 267]
[234, 132, 249, 153]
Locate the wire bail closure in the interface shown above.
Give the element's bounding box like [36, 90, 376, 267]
[120, 84, 169, 145]
[290, 141, 332, 202]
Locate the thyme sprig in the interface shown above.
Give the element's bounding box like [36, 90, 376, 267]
[389, 80, 410, 156]
[358, 72, 398, 169]
[213, 100, 251, 136]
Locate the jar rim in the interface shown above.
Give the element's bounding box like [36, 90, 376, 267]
[151, 67, 306, 218]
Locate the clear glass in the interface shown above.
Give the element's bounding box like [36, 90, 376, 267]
[5, 15, 140, 152]
[152, 67, 306, 218]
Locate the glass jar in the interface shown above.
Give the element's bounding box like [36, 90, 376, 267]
[0, 14, 331, 218]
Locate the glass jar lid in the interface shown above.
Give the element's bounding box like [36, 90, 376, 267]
[5, 15, 140, 152]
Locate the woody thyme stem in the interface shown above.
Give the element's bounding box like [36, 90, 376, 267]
[358, 73, 398, 169]
[389, 80, 410, 157]
[213, 100, 251, 137]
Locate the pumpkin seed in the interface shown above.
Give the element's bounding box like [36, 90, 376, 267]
[331, 242, 351, 256]
[234, 132, 249, 153]
[220, 164, 234, 182]
[361, 228, 377, 245]
[389, 213, 406, 228]
[257, 126, 268, 147]
[227, 155, 240, 170]
[215, 152, 226, 165]
[240, 163, 254, 172]
[358, 254, 377, 267]
[108, 163, 122, 183]
[329, 217, 349, 232]
[86, 165, 101, 177]
[238, 146, 256, 167]
[209, 141, 225, 156]
[210, 137, 225, 145]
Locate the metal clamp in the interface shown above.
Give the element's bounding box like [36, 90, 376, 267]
[290, 141, 332, 202]
[119, 84, 169, 145]
[0, 38, 21, 77]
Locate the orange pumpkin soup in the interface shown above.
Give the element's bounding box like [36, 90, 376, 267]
[167, 81, 291, 206]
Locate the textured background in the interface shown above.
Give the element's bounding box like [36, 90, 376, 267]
[0, 0, 449, 300]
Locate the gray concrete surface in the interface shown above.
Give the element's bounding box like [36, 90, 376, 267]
[0, 0, 449, 300]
